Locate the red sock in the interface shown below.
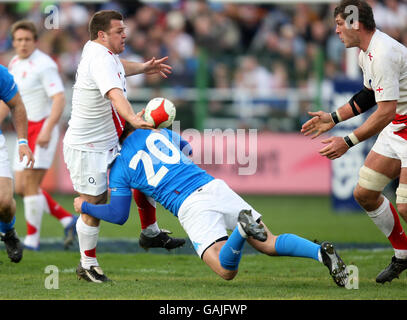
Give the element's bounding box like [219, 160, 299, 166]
[388, 202, 407, 250]
[42, 189, 72, 220]
[133, 189, 156, 229]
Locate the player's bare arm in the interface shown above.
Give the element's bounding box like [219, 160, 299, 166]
[319, 100, 397, 160]
[301, 100, 364, 139]
[6, 92, 34, 168]
[36, 92, 65, 148]
[106, 88, 154, 129]
[0, 101, 10, 124]
[120, 56, 172, 78]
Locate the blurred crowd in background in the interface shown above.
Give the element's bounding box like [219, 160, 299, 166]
[0, 0, 406, 131]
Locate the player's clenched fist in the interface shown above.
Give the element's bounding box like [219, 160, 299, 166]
[74, 197, 85, 214]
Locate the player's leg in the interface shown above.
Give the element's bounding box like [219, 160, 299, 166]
[63, 145, 112, 283]
[246, 221, 347, 287]
[209, 179, 347, 286]
[133, 189, 185, 250]
[0, 177, 22, 263]
[13, 170, 24, 196]
[33, 125, 77, 248]
[75, 192, 110, 283]
[0, 134, 22, 262]
[202, 240, 238, 280]
[20, 168, 46, 250]
[352, 150, 407, 283]
[41, 188, 77, 249]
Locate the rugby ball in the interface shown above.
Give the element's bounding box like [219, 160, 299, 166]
[144, 97, 176, 129]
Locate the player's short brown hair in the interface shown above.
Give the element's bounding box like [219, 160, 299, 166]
[89, 10, 123, 40]
[10, 20, 38, 41]
[334, 0, 376, 31]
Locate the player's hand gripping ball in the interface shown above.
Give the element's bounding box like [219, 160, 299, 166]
[144, 97, 176, 129]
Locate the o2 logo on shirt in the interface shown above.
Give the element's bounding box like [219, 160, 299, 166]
[128, 133, 180, 187]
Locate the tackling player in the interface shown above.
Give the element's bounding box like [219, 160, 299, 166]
[301, 0, 407, 283]
[0, 64, 34, 263]
[74, 124, 349, 287]
[63, 10, 182, 283]
[0, 20, 78, 250]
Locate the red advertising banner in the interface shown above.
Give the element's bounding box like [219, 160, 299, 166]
[185, 131, 331, 194]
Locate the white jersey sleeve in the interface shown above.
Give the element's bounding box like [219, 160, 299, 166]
[371, 51, 400, 102]
[89, 53, 123, 98]
[40, 64, 64, 98]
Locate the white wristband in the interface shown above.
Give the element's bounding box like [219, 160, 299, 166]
[18, 138, 28, 146]
[348, 132, 360, 145]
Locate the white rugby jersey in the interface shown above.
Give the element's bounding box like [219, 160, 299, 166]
[359, 29, 407, 116]
[8, 49, 64, 121]
[63, 41, 126, 152]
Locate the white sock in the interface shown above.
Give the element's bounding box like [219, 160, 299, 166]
[366, 197, 394, 237]
[23, 194, 44, 248]
[141, 222, 160, 237]
[366, 197, 407, 259]
[76, 215, 100, 269]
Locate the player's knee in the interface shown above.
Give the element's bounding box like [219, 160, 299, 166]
[0, 195, 15, 218]
[396, 184, 407, 207]
[357, 166, 391, 194]
[219, 269, 237, 281]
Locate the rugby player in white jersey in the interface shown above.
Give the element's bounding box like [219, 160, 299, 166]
[0, 20, 78, 251]
[63, 10, 177, 282]
[301, 0, 407, 283]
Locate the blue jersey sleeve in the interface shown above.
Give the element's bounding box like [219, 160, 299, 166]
[109, 157, 132, 196]
[0, 65, 18, 103]
[81, 194, 132, 225]
[164, 129, 192, 156]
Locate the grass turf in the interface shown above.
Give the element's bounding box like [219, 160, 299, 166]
[1, 194, 406, 300]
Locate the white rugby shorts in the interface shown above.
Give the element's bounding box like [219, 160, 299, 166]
[177, 179, 262, 258]
[372, 124, 407, 167]
[0, 133, 13, 179]
[63, 143, 119, 196]
[14, 120, 59, 171]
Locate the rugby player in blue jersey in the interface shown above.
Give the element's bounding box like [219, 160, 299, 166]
[0, 65, 34, 263]
[74, 123, 348, 286]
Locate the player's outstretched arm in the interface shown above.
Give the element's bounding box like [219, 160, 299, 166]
[0, 101, 10, 124]
[74, 194, 132, 225]
[107, 88, 154, 130]
[37, 92, 65, 148]
[120, 56, 172, 78]
[318, 100, 396, 160]
[6, 92, 34, 168]
[301, 100, 365, 139]
[301, 111, 335, 139]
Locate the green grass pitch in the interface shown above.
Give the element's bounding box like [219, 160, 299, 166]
[1, 194, 407, 300]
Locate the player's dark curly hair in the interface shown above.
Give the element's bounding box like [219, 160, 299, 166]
[119, 122, 135, 145]
[334, 0, 376, 31]
[89, 10, 123, 40]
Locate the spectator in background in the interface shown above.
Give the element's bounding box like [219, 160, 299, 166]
[59, 2, 89, 29]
